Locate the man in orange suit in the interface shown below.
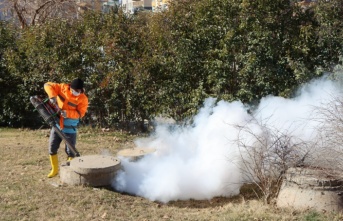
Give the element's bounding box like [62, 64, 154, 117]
[44, 78, 89, 178]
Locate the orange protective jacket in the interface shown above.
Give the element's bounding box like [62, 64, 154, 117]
[44, 82, 89, 129]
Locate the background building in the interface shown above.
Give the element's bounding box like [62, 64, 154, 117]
[121, 0, 152, 14]
[152, 0, 168, 12]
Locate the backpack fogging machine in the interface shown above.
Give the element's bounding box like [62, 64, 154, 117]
[30, 95, 80, 157]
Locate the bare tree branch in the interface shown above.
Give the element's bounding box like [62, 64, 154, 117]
[31, 0, 52, 26]
[4, 0, 81, 28]
[14, 0, 27, 28]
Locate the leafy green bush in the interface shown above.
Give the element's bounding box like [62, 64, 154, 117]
[1, 1, 343, 129]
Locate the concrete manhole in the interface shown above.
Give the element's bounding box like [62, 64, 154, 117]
[117, 147, 156, 161]
[60, 155, 121, 187]
[277, 167, 343, 212]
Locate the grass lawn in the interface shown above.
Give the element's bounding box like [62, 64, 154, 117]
[0, 127, 342, 221]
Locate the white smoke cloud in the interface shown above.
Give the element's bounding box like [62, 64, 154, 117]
[255, 77, 340, 141]
[113, 76, 343, 203]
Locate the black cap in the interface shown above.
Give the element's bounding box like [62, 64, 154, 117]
[70, 78, 84, 90]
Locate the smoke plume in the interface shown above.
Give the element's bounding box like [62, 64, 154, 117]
[113, 75, 343, 203]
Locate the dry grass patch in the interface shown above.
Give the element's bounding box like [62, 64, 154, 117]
[1, 127, 342, 221]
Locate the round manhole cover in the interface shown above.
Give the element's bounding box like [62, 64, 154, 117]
[70, 155, 121, 175]
[117, 147, 156, 158]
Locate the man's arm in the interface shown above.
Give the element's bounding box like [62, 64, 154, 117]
[44, 82, 60, 98]
[65, 95, 89, 119]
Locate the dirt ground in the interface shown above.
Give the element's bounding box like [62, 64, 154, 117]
[1, 127, 342, 221]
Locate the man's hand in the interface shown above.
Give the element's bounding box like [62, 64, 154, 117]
[49, 97, 57, 105]
[60, 110, 67, 118]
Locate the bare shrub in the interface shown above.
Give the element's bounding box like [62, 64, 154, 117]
[233, 117, 310, 204]
[311, 94, 343, 175]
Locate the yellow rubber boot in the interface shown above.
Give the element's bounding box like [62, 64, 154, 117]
[66, 156, 73, 166]
[47, 154, 59, 178]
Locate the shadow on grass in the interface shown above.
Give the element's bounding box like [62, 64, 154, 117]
[166, 183, 263, 209]
[97, 183, 263, 209]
